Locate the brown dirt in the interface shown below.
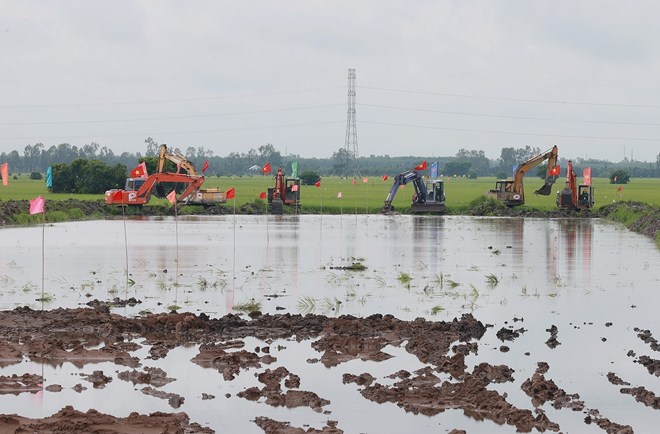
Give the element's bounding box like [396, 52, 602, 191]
[0, 307, 641, 433]
[0, 405, 213, 433]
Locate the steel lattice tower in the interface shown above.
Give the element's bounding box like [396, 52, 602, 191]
[344, 68, 358, 158]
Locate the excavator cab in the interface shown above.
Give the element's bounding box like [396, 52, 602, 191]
[577, 185, 594, 209]
[284, 178, 300, 205]
[125, 178, 146, 191]
[410, 179, 445, 214]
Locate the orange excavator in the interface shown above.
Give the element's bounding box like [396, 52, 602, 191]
[105, 172, 205, 206]
[266, 166, 300, 214]
[156, 144, 226, 205]
[556, 160, 594, 210]
[488, 145, 559, 207]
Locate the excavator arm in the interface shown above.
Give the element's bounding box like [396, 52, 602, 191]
[383, 170, 427, 212]
[158, 144, 198, 176]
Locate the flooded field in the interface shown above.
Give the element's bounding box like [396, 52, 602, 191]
[0, 215, 658, 433]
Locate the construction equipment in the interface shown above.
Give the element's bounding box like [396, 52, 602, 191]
[266, 166, 300, 214]
[488, 145, 559, 207]
[104, 172, 206, 206]
[557, 160, 594, 210]
[382, 170, 445, 214]
[157, 144, 226, 205]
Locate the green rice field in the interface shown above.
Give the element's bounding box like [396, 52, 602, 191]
[1, 172, 657, 213]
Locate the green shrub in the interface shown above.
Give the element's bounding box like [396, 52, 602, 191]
[29, 172, 43, 180]
[66, 208, 85, 220]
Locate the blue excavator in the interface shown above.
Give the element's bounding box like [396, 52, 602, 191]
[382, 170, 445, 214]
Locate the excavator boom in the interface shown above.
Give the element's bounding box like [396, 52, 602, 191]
[488, 145, 559, 206]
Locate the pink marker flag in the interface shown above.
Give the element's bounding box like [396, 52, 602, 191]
[166, 190, 177, 205]
[583, 167, 592, 186]
[1, 162, 8, 186]
[337, 192, 342, 198]
[29, 196, 45, 214]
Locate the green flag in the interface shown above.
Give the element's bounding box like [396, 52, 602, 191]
[291, 161, 298, 178]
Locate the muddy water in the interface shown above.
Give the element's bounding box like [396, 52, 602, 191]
[1, 215, 659, 433]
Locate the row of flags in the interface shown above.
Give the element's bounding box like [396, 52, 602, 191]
[261, 161, 299, 178]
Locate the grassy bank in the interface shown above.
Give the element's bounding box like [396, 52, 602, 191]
[2, 173, 659, 213]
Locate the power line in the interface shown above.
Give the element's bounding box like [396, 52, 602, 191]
[0, 120, 344, 141]
[0, 86, 344, 109]
[359, 85, 660, 109]
[359, 120, 660, 142]
[359, 103, 660, 126]
[0, 104, 343, 126]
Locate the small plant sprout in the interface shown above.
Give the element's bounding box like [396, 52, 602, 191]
[197, 276, 209, 290]
[431, 305, 444, 315]
[167, 304, 181, 311]
[297, 296, 317, 314]
[445, 279, 460, 289]
[431, 273, 444, 288]
[485, 273, 499, 286]
[374, 275, 386, 287]
[470, 284, 480, 299]
[521, 285, 528, 296]
[322, 297, 342, 313]
[233, 299, 262, 313]
[37, 293, 54, 303]
[397, 272, 412, 285]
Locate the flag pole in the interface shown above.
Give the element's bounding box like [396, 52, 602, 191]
[40, 204, 45, 309]
[174, 199, 179, 303]
[232, 195, 236, 291]
[122, 202, 129, 301]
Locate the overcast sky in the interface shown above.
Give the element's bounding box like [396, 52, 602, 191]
[1, 0, 659, 162]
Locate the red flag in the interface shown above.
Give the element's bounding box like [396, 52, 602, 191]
[337, 192, 342, 198]
[202, 160, 209, 173]
[549, 165, 561, 176]
[166, 190, 177, 205]
[414, 161, 427, 171]
[259, 191, 267, 199]
[262, 163, 272, 174]
[583, 167, 592, 186]
[352, 178, 356, 185]
[291, 184, 299, 192]
[617, 186, 623, 192]
[315, 181, 321, 187]
[226, 187, 235, 199]
[130, 162, 148, 179]
[363, 177, 368, 183]
[1, 162, 7, 186]
[29, 196, 45, 214]
[382, 174, 388, 181]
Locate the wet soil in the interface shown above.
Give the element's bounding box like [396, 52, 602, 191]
[0, 307, 647, 433]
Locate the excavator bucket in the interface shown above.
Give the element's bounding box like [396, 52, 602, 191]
[534, 178, 556, 196]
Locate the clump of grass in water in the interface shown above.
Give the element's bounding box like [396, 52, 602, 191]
[485, 273, 499, 286]
[233, 299, 262, 313]
[297, 296, 316, 314]
[431, 305, 444, 315]
[37, 293, 54, 303]
[345, 262, 366, 271]
[322, 297, 342, 313]
[167, 304, 181, 311]
[398, 272, 412, 284]
[445, 279, 460, 288]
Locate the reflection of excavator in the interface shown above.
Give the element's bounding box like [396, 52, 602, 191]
[267, 166, 300, 214]
[382, 170, 445, 214]
[488, 145, 559, 207]
[105, 172, 205, 206]
[157, 144, 226, 205]
[557, 160, 594, 210]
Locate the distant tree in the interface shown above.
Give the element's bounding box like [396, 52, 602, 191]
[51, 159, 126, 194]
[332, 148, 353, 176]
[144, 137, 159, 157]
[299, 171, 321, 185]
[29, 172, 42, 180]
[609, 169, 630, 184]
[444, 161, 471, 176]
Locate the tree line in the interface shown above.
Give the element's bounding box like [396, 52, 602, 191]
[3, 137, 660, 182]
